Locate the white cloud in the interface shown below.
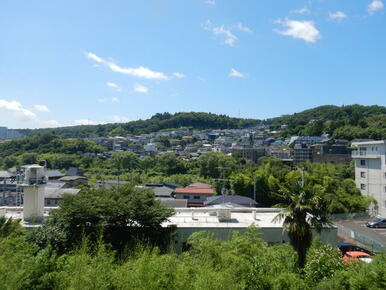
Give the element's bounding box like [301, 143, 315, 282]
[367, 0, 384, 14]
[134, 84, 149, 94]
[213, 25, 237, 46]
[329, 11, 348, 21]
[74, 119, 102, 126]
[84, 52, 169, 80]
[229, 68, 245, 78]
[106, 82, 122, 92]
[33, 104, 50, 112]
[173, 72, 186, 79]
[0, 99, 60, 128]
[274, 18, 321, 43]
[111, 97, 120, 103]
[237, 23, 252, 33]
[202, 21, 238, 46]
[0, 99, 37, 120]
[38, 119, 61, 127]
[290, 7, 310, 14]
[205, 0, 215, 5]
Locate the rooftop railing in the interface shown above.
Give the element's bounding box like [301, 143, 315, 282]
[352, 151, 381, 158]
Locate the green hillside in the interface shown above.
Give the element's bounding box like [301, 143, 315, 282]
[267, 104, 386, 140]
[15, 105, 386, 140]
[18, 112, 262, 138]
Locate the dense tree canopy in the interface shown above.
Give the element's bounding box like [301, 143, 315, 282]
[28, 185, 174, 253]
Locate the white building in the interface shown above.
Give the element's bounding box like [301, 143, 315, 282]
[163, 207, 337, 252]
[352, 140, 386, 217]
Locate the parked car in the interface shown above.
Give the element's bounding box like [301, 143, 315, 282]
[366, 218, 386, 228]
[338, 243, 374, 255]
[343, 251, 373, 264]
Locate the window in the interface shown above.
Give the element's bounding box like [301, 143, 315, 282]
[384, 172, 386, 179]
[183, 195, 189, 199]
[384, 201, 386, 208]
[193, 196, 201, 200]
[384, 186, 386, 193]
[361, 184, 366, 190]
[360, 172, 366, 178]
[360, 160, 366, 166]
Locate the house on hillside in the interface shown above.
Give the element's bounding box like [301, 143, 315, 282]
[174, 182, 215, 207]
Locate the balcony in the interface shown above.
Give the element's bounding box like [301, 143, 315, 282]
[352, 150, 381, 158]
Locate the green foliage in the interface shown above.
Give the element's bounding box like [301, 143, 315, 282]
[0, 217, 24, 238]
[19, 112, 262, 138]
[274, 171, 331, 268]
[198, 151, 238, 179]
[267, 104, 386, 140]
[28, 185, 174, 254]
[109, 151, 140, 171]
[304, 242, 345, 284]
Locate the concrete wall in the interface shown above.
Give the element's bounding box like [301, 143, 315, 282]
[170, 227, 338, 253]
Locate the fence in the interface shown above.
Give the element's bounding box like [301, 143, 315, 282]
[335, 224, 386, 252]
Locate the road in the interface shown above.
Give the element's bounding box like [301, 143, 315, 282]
[334, 219, 386, 244]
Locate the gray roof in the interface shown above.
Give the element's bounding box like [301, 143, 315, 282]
[45, 187, 81, 199]
[0, 171, 13, 179]
[204, 195, 257, 207]
[59, 176, 87, 182]
[46, 170, 65, 178]
[151, 186, 174, 197]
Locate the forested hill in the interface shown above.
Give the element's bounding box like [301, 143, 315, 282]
[16, 105, 386, 140]
[18, 112, 262, 138]
[267, 104, 386, 140]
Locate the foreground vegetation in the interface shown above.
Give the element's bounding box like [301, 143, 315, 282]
[2, 222, 386, 289]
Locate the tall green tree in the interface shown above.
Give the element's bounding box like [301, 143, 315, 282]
[28, 185, 174, 253]
[274, 171, 331, 268]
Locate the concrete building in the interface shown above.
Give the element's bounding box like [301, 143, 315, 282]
[17, 165, 47, 222]
[352, 140, 386, 217]
[163, 207, 337, 252]
[231, 147, 265, 163]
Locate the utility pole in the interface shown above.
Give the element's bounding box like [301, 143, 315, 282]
[253, 177, 257, 202]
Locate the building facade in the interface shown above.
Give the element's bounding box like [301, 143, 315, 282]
[352, 140, 386, 217]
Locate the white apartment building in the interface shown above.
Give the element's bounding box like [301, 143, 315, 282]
[352, 140, 386, 217]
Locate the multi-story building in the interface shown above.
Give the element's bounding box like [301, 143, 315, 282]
[231, 146, 266, 163]
[351, 140, 386, 217]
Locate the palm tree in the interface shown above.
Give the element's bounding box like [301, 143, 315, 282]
[273, 171, 330, 268]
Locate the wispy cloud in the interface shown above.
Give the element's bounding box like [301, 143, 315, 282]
[329, 11, 348, 21]
[290, 7, 310, 14]
[84, 52, 169, 80]
[134, 84, 149, 94]
[74, 119, 101, 126]
[367, 0, 384, 14]
[33, 104, 50, 112]
[229, 68, 245, 78]
[205, 0, 215, 5]
[202, 20, 238, 46]
[173, 72, 186, 79]
[106, 82, 122, 92]
[274, 18, 321, 43]
[97, 97, 121, 104]
[237, 23, 252, 33]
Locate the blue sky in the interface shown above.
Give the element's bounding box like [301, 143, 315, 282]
[0, 0, 385, 128]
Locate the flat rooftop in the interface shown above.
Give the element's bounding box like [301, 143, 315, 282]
[162, 208, 284, 228]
